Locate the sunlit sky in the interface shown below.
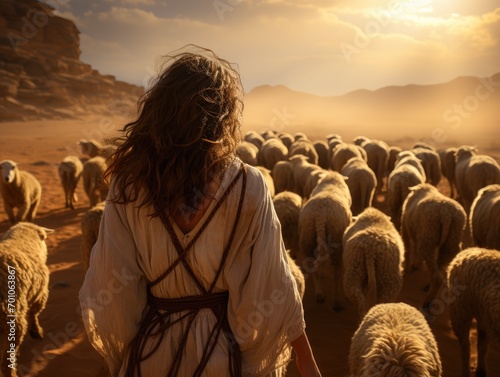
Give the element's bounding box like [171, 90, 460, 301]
[54, 0, 500, 96]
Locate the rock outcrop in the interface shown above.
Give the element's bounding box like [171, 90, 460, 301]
[0, 0, 143, 121]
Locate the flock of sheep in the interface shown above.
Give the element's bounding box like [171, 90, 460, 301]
[0, 130, 499, 376]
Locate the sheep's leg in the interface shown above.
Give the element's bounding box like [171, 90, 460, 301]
[26, 199, 40, 222]
[15, 203, 29, 223]
[331, 249, 344, 312]
[28, 300, 45, 339]
[4, 202, 16, 224]
[422, 259, 444, 313]
[475, 327, 488, 377]
[311, 262, 325, 303]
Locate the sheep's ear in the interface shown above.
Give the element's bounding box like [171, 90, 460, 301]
[343, 175, 349, 181]
[41, 227, 55, 234]
[352, 216, 358, 222]
[408, 185, 419, 191]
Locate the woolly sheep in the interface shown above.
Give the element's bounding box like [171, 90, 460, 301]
[273, 191, 302, 258]
[299, 171, 352, 309]
[438, 147, 457, 198]
[272, 161, 295, 194]
[81, 201, 105, 271]
[412, 141, 436, 151]
[349, 302, 442, 377]
[78, 139, 104, 158]
[412, 147, 442, 186]
[260, 130, 276, 140]
[287, 251, 305, 300]
[343, 207, 404, 320]
[235, 141, 259, 166]
[256, 166, 275, 198]
[313, 140, 330, 169]
[294, 132, 308, 141]
[341, 157, 377, 215]
[387, 145, 403, 173]
[277, 132, 294, 149]
[331, 143, 365, 172]
[0, 160, 42, 225]
[470, 184, 500, 250]
[355, 137, 390, 195]
[387, 162, 426, 230]
[82, 156, 109, 207]
[303, 169, 328, 199]
[289, 155, 322, 198]
[401, 183, 466, 313]
[455, 146, 500, 212]
[288, 139, 319, 165]
[0, 222, 53, 377]
[258, 138, 288, 170]
[447, 247, 500, 377]
[395, 150, 427, 179]
[243, 130, 264, 150]
[58, 156, 83, 210]
[327, 135, 343, 151]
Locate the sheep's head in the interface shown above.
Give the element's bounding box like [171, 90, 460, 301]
[353, 136, 369, 146]
[0, 160, 18, 184]
[455, 145, 477, 162]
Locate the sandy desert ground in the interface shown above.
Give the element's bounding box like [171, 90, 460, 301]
[0, 116, 499, 377]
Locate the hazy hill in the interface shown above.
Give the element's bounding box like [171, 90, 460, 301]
[243, 74, 500, 148]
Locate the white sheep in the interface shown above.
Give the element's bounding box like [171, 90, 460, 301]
[256, 166, 275, 198]
[81, 201, 105, 271]
[349, 302, 442, 377]
[298, 171, 352, 309]
[78, 139, 104, 158]
[341, 157, 377, 215]
[303, 168, 327, 199]
[387, 160, 426, 230]
[271, 160, 295, 194]
[278, 132, 294, 149]
[82, 156, 109, 207]
[286, 251, 305, 300]
[331, 143, 365, 172]
[0, 160, 42, 225]
[258, 138, 288, 170]
[0, 222, 53, 377]
[412, 147, 442, 186]
[343, 207, 405, 320]
[395, 150, 427, 179]
[289, 155, 322, 198]
[455, 146, 500, 212]
[447, 247, 500, 377]
[401, 183, 466, 313]
[243, 130, 264, 150]
[438, 147, 457, 198]
[469, 184, 500, 250]
[273, 191, 302, 258]
[313, 140, 330, 169]
[387, 145, 403, 174]
[58, 156, 83, 210]
[235, 141, 259, 166]
[288, 139, 319, 165]
[354, 137, 390, 195]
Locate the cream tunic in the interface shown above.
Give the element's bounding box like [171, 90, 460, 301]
[79, 160, 305, 377]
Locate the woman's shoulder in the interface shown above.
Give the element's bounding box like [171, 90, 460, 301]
[226, 159, 268, 202]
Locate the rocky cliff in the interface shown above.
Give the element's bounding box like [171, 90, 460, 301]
[0, 0, 143, 121]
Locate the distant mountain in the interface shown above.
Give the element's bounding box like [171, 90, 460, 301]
[0, 0, 143, 121]
[243, 74, 500, 147]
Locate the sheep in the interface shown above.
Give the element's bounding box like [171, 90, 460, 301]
[387, 161, 426, 230]
[354, 137, 390, 195]
[0, 222, 53, 377]
[272, 160, 295, 194]
[395, 151, 427, 179]
[260, 130, 276, 140]
[256, 166, 275, 198]
[82, 156, 109, 207]
[58, 156, 83, 210]
[331, 143, 365, 172]
[289, 155, 322, 198]
[288, 139, 319, 165]
[401, 183, 466, 313]
[469, 184, 500, 250]
[412, 141, 436, 151]
[286, 251, 305, 300]
[298, 171, 352, 309]
[277, 132, 294, 149]
[81, 201, 105, 271]
[455, 146, 500, 212]
[446, 247, 500, 377]
[0, 160, 42, 225]
[258, 138, 288, 170]
[412, 147, 442, 186]
[327, 134, 343, 151]
[313, 140, 330, 169]
[273, 191, 302, 258]
[235, 141, 259, 166]
[438, 147, 458, 198]
[243, 130, 264, 150]
[294, 132, 308, 141]
[387, 145, 403, 173]
[78, 139, 104, 158]
[303, 169, 327, 199]
[342, 207, 405, 320]
[349, 302, 442, 377]
[341, 157, 377, 215]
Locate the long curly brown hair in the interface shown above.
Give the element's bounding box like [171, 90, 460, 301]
[105, 46, 244, 219]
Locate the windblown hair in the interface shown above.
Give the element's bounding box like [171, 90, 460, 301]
[106, 46, 243, 219]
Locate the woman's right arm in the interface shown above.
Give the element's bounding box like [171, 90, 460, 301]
[291, 331, 323, 377]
